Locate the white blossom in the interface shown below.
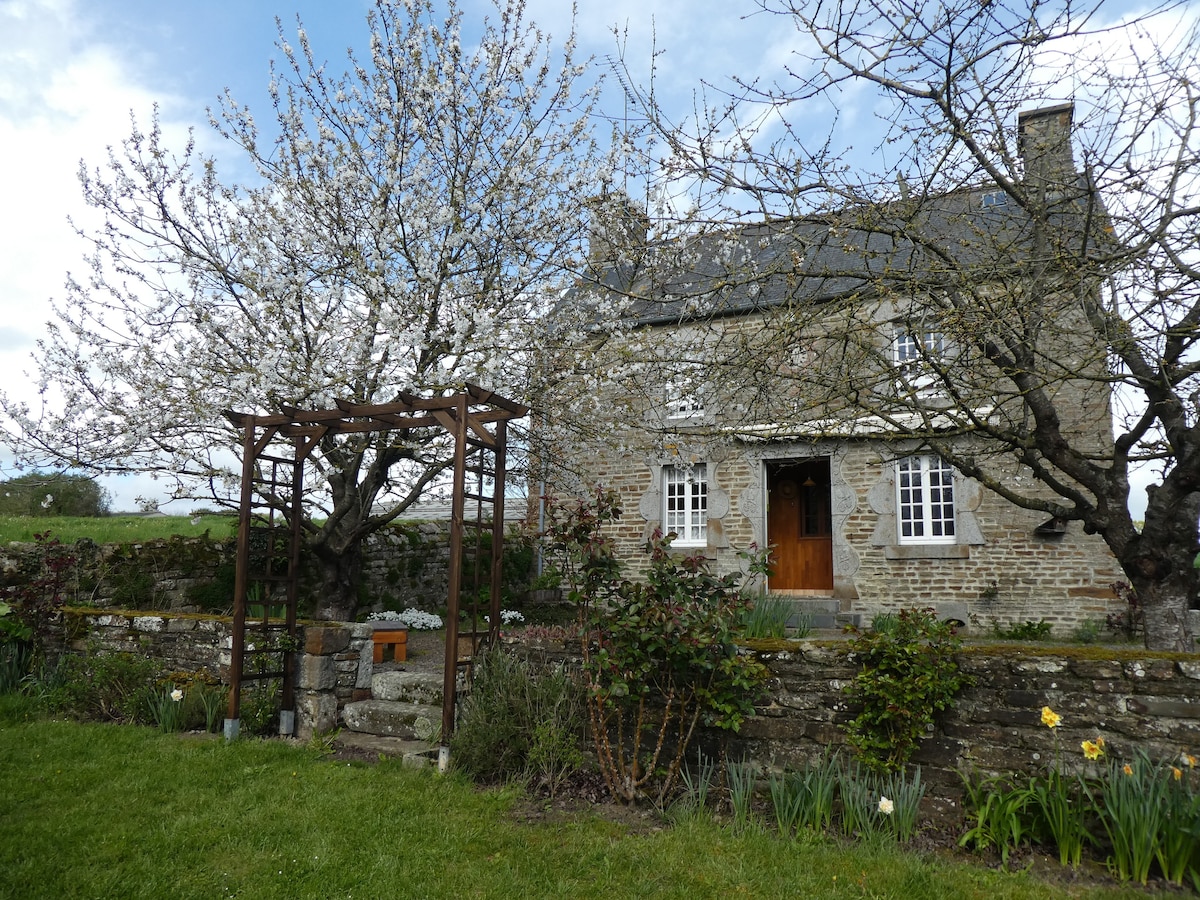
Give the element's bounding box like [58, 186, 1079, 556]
[0, 0, 607, 619]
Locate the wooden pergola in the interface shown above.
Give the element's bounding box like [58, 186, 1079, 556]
[223, 383, 528, 744]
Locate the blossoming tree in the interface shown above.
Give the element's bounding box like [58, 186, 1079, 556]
[0, 0, 605, 618]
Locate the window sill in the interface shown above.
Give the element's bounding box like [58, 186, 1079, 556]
[884, 544, 969, 560]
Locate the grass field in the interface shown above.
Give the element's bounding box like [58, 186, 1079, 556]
[0, 514, 238, 544]
[0, 700, 1167, 900]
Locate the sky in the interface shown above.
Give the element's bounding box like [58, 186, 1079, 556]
[0, 0, 1187, 514]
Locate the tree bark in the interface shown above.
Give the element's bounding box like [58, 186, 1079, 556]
[311, 540, 363, 622]
[1120, 526, 1197, 652]
[1132, 576, 1194, 653]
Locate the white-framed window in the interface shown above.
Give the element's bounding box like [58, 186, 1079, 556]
[896, 455, 956, 544]
[665, 384, 705, 419]
[663, 464, 707, 546]
[893, 329, 944, 363]
[893, 328, 945, 397]
[664, 376, 706, 419]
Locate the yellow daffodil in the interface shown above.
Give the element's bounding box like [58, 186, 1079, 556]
[1183, 753, 1197, 768]
[1123, 763, 1134, 776]
[1081, 739, 1104, 760]
[1041, 706, 1062, 728]
[1173, 766, 1183, 781]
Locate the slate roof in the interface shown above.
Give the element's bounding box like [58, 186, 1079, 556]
[588, 179, 1102, 327]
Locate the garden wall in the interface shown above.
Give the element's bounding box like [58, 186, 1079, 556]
[47, 611, 1200, 798]
[0, 523, 459, 615]
[722, 641, 1200, 797]
[521, 637, 1200, 804]
[52, 609, 374, 741]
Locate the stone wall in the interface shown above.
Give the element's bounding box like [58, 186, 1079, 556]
[521, 636, 1200, 804]
[50, 611, 1200, 798]
[358, 523, 452, 611]
[725, 641, 1200, 798]
[0, 523, 461, 617]
[54, 609, 374, 741]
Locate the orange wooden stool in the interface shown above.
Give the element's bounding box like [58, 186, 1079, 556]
[372, 627, 408, 663]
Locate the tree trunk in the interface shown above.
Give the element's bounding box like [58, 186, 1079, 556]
[1132, 575, 1195, 652]
[1120, 489, 1200, 652]
[311, 541, 364, 622]
[1121, 532, 1197, 651]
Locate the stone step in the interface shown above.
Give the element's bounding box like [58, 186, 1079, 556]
[371, 670, 445, 706]
[776, 597, 840, 630]
[333, 731, 440, 768]
[342, 698, 442, 742]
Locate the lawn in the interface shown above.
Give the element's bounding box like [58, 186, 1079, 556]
[0, 701, 1169, 899]
[0, 514, 238, 544]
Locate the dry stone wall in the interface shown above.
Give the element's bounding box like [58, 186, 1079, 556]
[0, 524, 458, 617]
[47, 611, 1200, 796]
[522, 637, 1200, 802]
[727, 641, 1200, 797]
[53, 609, 374, 741]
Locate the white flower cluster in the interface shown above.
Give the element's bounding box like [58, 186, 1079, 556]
[484, 609, 525, 626]
[367, 608, 444, 630]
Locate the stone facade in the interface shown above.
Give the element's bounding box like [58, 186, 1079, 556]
[561, 425, 1123, 636]
[552, 104, 1131, 638]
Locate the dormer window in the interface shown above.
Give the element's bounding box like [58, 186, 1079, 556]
[665, 374, 706, 419]
[893, 328, 945, 397]
[893, 329, 944, 363]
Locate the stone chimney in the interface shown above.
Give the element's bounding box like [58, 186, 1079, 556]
[1017, 103, 1076, 191]
[587, 190, 649, 269]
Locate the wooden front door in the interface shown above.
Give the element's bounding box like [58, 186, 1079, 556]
[767, 459, 834, 593]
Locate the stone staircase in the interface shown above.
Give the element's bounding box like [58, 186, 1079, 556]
[335, 669, 448, 765]
[784, 597, 861, 631]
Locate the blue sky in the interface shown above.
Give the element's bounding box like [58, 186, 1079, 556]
[0, 0, 1185, 512]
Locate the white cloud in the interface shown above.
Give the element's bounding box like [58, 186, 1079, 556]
[0, 0, 194, 509]
[0, 1, 179, 393]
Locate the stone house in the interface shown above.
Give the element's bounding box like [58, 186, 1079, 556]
[545, 103, 1123, 634]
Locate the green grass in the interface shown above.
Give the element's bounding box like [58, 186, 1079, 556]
[0, 707, 1166, 899]
[0, 514, 237, 544]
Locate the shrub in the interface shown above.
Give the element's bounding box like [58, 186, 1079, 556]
[990, 618, 1054, 641]
[1, 531, 76, 664]
[36, 647, 162, 723]
[0, 602, 33, 693]
[541, 488, 771, 805]
[185, 562, 237, 613]
[842, 607, 970, 771]
[450, 648, 586, 795]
